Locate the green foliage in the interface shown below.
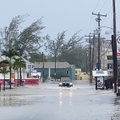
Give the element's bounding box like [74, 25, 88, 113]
[1, 49, 19, 89]
[46, 31, 87, 71]
[13, 58, 26, 70]
[0, 15, 88, 72]
[46, 31, 65, 55]
[0, 60, 11, 67]
[17, 19, 45, 55]
[0, 67, 9, 75]
[0, 59, 10, 75]
[0, 15, 45, 58]
[2, 49, 18, 59]
[28, 52, 47, 63]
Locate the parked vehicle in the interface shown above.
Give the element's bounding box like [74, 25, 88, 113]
[116, 80, 120, 96]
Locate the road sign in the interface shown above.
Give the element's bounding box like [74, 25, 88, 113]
[97, 76, 104, 89]
[117, 36, 120, 58]
[92, 70, 108, 77]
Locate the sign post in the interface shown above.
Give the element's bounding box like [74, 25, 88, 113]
[93, 70, 108, 90]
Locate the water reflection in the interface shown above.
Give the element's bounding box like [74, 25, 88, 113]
[111, 97, 120, 120]
[59, 90, 63, 105]
[0, 94, 42, 107]
[59, 88, 73, 106]
[69, 90, 72, 105]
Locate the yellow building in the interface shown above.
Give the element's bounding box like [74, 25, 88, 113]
[75, 68, 89, 80]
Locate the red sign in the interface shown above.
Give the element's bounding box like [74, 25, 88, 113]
[117, 53, 120, 56]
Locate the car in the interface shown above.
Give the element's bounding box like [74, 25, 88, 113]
[58, 77, 73, 87]
[116, 81, 120, 96]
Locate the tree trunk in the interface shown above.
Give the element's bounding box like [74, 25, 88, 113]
[3, 74, 5, 91]
[9, 66, 12, 89]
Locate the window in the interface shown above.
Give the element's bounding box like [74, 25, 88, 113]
[107, 56, 113, 60]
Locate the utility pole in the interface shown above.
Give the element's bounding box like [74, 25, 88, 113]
[92, 12, 107, 70]
[42, 52, 45, 83]
[112, 0, 117, 93]
[85, 34, 93, 83]
[92, 34, 95, 71]
[85, 48, 88, 74]
[55, 50, 57, 81]
[53, 41, 57, 81]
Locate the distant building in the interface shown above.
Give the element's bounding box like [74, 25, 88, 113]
[0, 56, 34, 79]
[34, 62, 75, 80]
[75, 68, 82, 80]
[75, 68, 89, 80]
[101, 40, 113, 70]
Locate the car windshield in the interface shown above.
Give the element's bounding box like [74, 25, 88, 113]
[61, 77, 71, 82]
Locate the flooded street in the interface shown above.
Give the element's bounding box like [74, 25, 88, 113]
[0, 81, 119, 120]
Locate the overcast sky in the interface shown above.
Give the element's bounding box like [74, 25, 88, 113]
[0, 0, 120, 39]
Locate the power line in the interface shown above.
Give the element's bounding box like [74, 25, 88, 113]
[85, 0, 102, 35]
[93, 0, 101, 12]
[99, 0, 108, 12]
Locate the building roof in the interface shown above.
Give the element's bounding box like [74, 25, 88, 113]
[34, 62, 71, 68]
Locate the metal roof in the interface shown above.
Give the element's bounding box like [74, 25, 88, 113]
[34, 62, 71, 68]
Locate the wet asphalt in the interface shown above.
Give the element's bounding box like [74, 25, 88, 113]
[0, 80, 119, 120]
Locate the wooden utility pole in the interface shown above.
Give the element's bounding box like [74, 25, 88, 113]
[53, 41, 57, 81]
[92, 12, 107, 70]
[91, 34, 95, 71]
[112, 0, 117, 93]
[85, 34, 93, 83]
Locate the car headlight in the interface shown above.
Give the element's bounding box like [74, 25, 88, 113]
[118, 86, 120, 89]
[70, 83, 73, 85]
[59, 82, 62, 85]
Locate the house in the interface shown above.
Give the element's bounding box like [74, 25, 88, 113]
[0, 56, 40, 85]
[75, 68, 89, 80]
[33, 62, 75, 81]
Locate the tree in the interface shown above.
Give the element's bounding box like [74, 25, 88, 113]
[0, 60, 10, 90]
[46, 31, 65, 56]
[0, 15, 45, 59]
[13, 58, 26, 86]
[28, 52, 47, 63]
[1, 49, 18, 89]
[16, 19, 45, 57]
[46, 31, 87, 71]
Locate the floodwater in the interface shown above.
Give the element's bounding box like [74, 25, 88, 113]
[0, 82, 119, 120]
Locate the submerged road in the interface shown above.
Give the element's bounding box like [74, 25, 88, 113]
[0, 80, 119, 120]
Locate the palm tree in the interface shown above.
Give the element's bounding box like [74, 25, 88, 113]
[13, 58, 26, 86]
[0, 68, 9, 90]
[0, 60, 10, 90]
[2, 49, 18, 89]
